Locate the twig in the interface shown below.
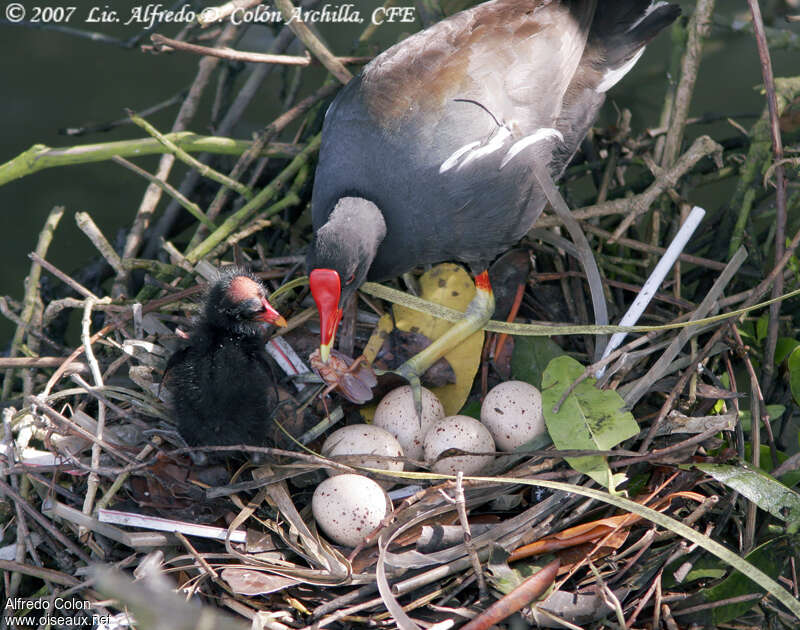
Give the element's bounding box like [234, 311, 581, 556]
[185, 133, 322, 263]
[0, 132, 299, 186]
[748, 0, 787, 394]
[78, 299, 107, 537]
[640, 222, 800, 451]
[2, 207, 63, 399]
[440, 472, 487, 598]
[119, 22, 238, 293]
[660, 0, 716, 168]
[622, 245, 748, 405]
[609, 136, 721, 241]
[151, 32, 371, 67]
[128, 112, 253, 200]
[111, 156, 218, 230]
[75, 212, 126, 276]
[29, 252, 98, 300]
[460, 559, 559, 630]
[274, 0, 353, 85]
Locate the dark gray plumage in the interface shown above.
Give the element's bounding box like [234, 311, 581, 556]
[164, 268, 285, 448]
[308, 0, 680, 308]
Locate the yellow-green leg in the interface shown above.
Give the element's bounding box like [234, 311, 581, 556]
[388, 271, 495, 416]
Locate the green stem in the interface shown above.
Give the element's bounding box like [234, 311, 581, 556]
[0, 133, 301, 187]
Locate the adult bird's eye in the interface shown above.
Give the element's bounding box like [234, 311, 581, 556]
[346, 273, 356, 285]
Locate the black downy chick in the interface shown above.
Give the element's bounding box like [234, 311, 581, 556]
[164, 268, 287, 448]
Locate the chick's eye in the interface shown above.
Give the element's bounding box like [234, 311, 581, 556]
[346, 272, 356, 285]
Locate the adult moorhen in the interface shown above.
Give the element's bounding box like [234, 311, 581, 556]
[308, 0, 680, 400]
[165, 268, 287, 448]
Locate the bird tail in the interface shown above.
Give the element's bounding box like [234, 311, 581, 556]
[594, 1, 681, 66]
[587, 1, 681, 92]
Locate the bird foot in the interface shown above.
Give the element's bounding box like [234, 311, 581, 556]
[375, 361, 425, 419]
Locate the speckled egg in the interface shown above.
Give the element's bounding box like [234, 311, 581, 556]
[423, 415, 495, 475]
[372, 385, 445, 462]
[311, 474, 390, 547]
[321, 424, 404, 487]
[480, 381, 545, 451]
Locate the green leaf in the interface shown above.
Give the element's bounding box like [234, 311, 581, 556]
[703, 537, 793, 625]
[743, 444, 800, 488]
[737, 404, 784, 432]
[511, 336, 565, 388]
[788, 346, 800, 406]
[756, 312, 769, 343]
[775, 337, 800, 365]
[541, 356, 639, 491]
[458, 399, 481, 420]
[694, 462, 800, 527]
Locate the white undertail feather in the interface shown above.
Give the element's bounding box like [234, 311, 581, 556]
[628, 1, 669, 32]
[595, 46, 646, 93]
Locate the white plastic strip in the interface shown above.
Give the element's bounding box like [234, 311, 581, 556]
[98, 508, 247, 543]
[266, 336, 311, 390]
[599, 206, 706, 373]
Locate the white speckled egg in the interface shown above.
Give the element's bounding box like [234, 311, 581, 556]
[423, 415, 495, 475]
[372, 385, 445, 462]
[480, 381, 545, 451]
[321, 424, 404, 487]
[311, 474, 390, 547]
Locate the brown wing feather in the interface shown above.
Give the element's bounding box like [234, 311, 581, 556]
[360, 0, 597, 136]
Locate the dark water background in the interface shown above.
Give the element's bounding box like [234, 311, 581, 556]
[0, 0, 798, 344]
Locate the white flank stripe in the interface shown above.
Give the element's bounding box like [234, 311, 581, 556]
[439, 141, 481, 173]
[499, 128, 563, 169]
[456, 127, 512, 170]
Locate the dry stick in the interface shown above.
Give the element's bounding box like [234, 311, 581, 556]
[274, 0, 353, 85]
[151, 32, 370, 66]
[75, 211, 126, 276]
[582, 223, 726, 271]
[442, 472, 487, 599]
[191, 82, 337, 250]
[748, 0, 787, 394]
[640, 222, 800, 452]
[111, 155, 218, 230]
[78, 299, 107, 538]
[609, 135, 721, 242]
[623, 246, 748, 406]
[0, 477, 92, 564]
[533, 135, 721, 228]
[128, 112, 253, 200]
[661, 0, 716, 169]
[2, 207, 63, 400]
[142, 25, 297, 259]
[116, 22, 238, 297]
[29, 252, 99, 300]
[0, 357, 81, 369]
[185, 134, 322, 263]
[460, 559, 560, 630]
[531, 158, 609, 360]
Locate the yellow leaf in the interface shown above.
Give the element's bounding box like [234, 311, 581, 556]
[392, 264, 483, 415]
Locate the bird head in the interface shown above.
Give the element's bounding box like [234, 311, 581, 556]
[308, 197, 386, 363]
[204, 268, 287, 336]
